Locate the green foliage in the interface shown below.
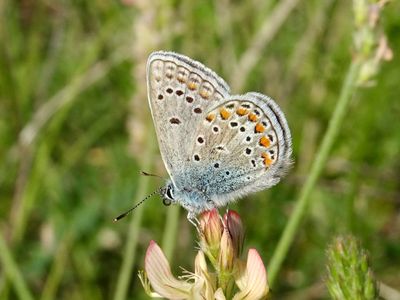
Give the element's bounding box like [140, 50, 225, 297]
[0, 0, 399, 299]
[326, 236, 378, 300]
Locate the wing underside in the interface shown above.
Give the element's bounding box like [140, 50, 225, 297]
[147, 51, 230, 182]
[147, 52, 292, 209]
[180, 93, 292, 206]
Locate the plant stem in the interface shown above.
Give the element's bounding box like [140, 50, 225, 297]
[0, 233, 34, 300]
[161, 205, 180, 261]
[268, 60, 361, 286]
[113, 132, 155, 300]
[40, 231, 74, 300]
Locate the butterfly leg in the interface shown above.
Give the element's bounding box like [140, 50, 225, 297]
[187, 211, 202, 234]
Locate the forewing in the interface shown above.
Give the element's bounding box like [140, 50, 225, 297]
[189, 92, 292, 206]
[147, 51, 230, 182]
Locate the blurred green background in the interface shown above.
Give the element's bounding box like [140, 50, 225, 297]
[1, 0, 399, 299]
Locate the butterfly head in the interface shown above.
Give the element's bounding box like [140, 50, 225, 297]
[160, 179, 215, 214]
[160, 181, 176, 207]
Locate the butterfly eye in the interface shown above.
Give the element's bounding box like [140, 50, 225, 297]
[163, 198, 171, 206]
[165, 185, 174, 200]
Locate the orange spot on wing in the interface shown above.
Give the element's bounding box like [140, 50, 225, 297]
[236, 107, 248, 116]
[255, 123, 265, 133]
[248, 113, 258, 122]
[259, 136, 271, 147]
[220, 108, 231, 120]
[188, 82, 197, 90]
[261, 152, 273, 167]
[177, 75, 186, 83]
[200, 90, 209, 99]
[206, 113, 215, 122]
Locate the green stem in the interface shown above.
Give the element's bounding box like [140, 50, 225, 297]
[40, 231, 74, 300]
[113, 132, 155, 300]
[268, 60, 361, 286]
[0, 233, 34, 300]
[161, 205, 180, 261]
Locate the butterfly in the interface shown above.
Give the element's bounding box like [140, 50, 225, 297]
[147, 51, 292, 220]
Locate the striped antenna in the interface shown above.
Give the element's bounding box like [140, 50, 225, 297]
[113, 189, 161, 222]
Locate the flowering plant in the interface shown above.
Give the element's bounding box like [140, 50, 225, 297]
[139, 209, 269, 299]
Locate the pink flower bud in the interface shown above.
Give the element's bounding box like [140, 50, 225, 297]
[219, 228, 235, 272]
[199, 209, 223, 255]
[224, 210, 245, 257]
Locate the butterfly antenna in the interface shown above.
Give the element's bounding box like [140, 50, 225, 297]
[140, 171, 164, 179]
[113, 189, 161, 222]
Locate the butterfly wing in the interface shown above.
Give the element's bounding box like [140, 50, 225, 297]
[147, 51, 292, 212]
[187, 92, 292, 207]
[147, 51, 231, 183]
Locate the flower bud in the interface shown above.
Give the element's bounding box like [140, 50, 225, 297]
[224, 210, 245, 257]
[326, 236, 378, 300]
[199, 209, 223, 257]
[218, 228, 235, 272]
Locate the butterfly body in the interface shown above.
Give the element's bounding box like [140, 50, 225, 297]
[147, 51, 292, 216]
